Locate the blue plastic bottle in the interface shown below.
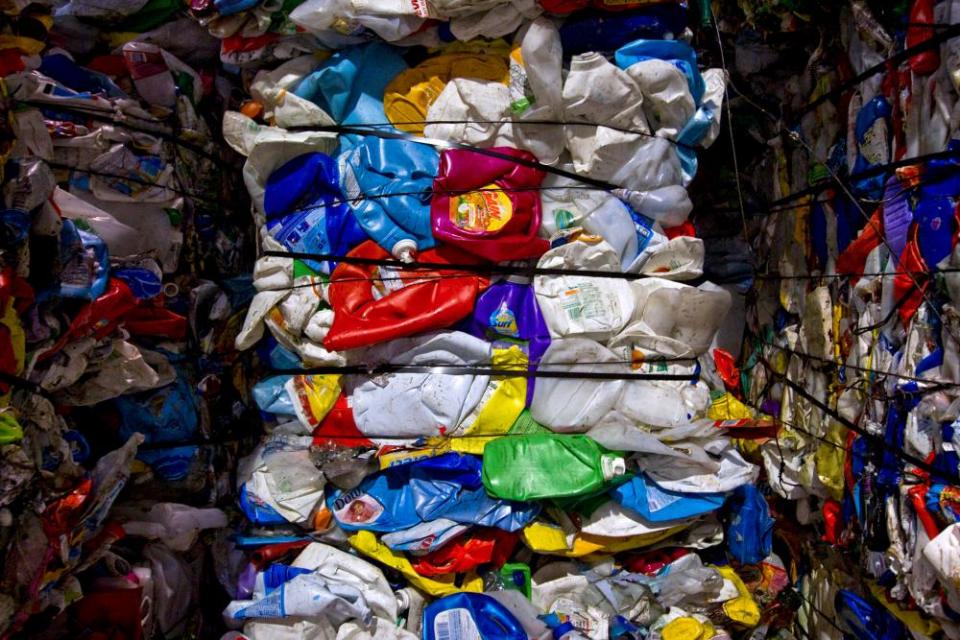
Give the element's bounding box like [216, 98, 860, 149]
[327, 453, 539, 533]
[422, 593, 526, 640]
[338, 137, 439, 259]
[612, 473, 726, 522]
[264, 152, 366, 272]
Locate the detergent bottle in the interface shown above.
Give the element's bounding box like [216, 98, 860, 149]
[339, 137, 439, 261]
[323, 241, 489, 351]
[423, 593, 526, 640]
[482, 434, 626, 501]
[263, 152, 366, 273]
[329, 452, 540, 533]
[464, 277, 551, 404]
[431, 147, 549, 262]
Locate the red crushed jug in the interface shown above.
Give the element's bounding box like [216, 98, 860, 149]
[836, 209, 883, 280]
[123, 306, 188, 340]
[323, 240, 489, 351]
[431, 148, 549, 263]
[412, 528, 517, 577]
[312, 394, 374, 449]
[907, 0, 939, 75]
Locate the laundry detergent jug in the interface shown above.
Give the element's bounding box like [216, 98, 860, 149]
[482, 433, 626, 501]
[431, 147, 549, 262]
[423, 593, 526, 640]
[323, 241, 489, 351]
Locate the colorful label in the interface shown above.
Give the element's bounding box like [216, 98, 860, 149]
[553, 208, 575, 230]
[489, 301, 519, 337]
[332, 488, 384, 526]
[509, 46, 535, 114]
[451, 183, 512, 233]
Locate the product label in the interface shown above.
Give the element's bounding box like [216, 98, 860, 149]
[509, 47, 535, 114]
[632, 212, 655, 252]
[489, 301, 520, 337]
[644, 480, 683, 513]
[551, 599, 608, 638]
[433, 608, 481, 640]
[450, 183, 513, 233]
[560, 280, 606, 322]
[371, 265, 406, 300]
[332, 488, 384, 526]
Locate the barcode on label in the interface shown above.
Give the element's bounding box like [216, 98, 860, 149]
[436, 620, 451, 640]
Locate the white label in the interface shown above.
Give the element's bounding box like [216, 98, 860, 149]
[644, 480, 683, 513]
[433, 608, 481, 640]
[551, 598, 608, 640]
[561, 281, 607, 322]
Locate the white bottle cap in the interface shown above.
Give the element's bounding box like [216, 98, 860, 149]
[601, 455, 627, 481]
[392, 239, 417, 262]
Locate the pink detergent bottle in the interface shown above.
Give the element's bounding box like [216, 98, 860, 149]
[431, 147, 550, 262]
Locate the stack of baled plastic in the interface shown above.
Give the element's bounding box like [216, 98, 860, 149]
[223, 2, 791, 640]
[718, 0, 960, 638]
[0, 3, 259, 638]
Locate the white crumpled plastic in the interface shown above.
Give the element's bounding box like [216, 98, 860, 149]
[534, 239, 635, 342]
[348, 332, 492, 439]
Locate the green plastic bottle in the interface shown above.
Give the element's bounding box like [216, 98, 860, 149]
[481, 434, 626, 501]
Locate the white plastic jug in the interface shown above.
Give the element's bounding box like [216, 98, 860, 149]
[349, 332, 492, 439]
[535, 239, 635, 342]
[530, 339, 627, 432]
[609, 278, 732, 359]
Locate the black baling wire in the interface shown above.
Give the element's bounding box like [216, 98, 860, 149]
[739, 395, 846, 455]
[792, 22, 960, 120]
[760, 341, 960, 388]
[300, 118, 697, 150]
[794, 590, 848, 637]
[263, 249, 657, 281]
[755, 267, 960, 281]
[0, 372, 55, 400]
[760, 359, 960, 485]
[269, 363, 701, 383]
[44, 161, 221, 205]
[15, 99, 220, 162]
[763, 148, 960, 210]
[301, 123, 624, 191]
[261, 184, 622, 225]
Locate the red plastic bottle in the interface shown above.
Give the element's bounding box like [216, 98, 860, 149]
[323, 240, 489, 351]
[906, 0, 939, 75]
[411, 528, 517, 577]
[431, 148, 549, 263]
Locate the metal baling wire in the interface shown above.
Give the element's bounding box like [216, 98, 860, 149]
[289, 118, 697, 150]
[16, 99, 220, 162]
[714, 166, 960, 217]
[760, 341, 960, 388]
[786, 137, 945, 326]
[757, 358, 960, 485]
[718, 60, 949, 327]
[49, 160, 679, 282]
[791, 21, 960, 121]
[754, 267, 960, 281]
[709, 5, 752, 246]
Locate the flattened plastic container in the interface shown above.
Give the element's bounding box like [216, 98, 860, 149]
[323, 241, 489, 350]
[431, 147, 549, 262]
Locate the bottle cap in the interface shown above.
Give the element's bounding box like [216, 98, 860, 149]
[392, 239, 417, 262]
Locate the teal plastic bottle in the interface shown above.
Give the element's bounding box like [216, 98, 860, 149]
[481, 434, 626, 501]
